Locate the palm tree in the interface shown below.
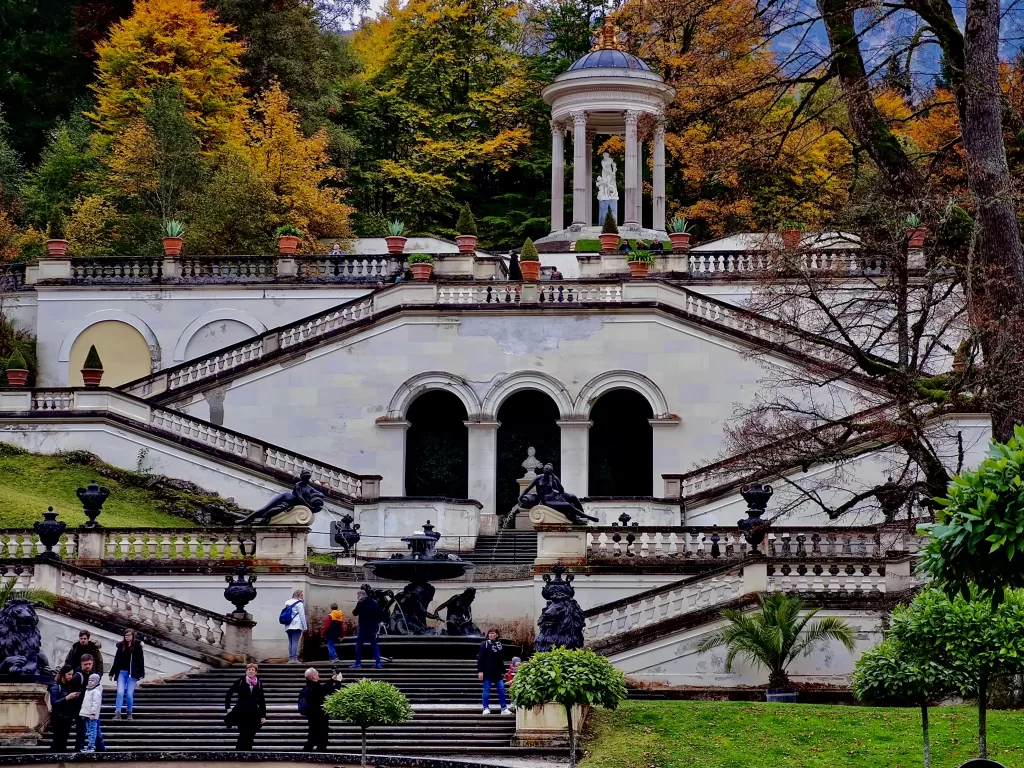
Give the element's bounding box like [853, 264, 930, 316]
[697, 592, 856, 690]
[0, 576, 56, 610]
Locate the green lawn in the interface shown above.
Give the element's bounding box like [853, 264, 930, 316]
[582, 701, 1024, 768]
[0, 443, 231, 528]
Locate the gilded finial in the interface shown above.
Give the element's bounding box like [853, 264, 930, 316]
[591, 19, 623, 52]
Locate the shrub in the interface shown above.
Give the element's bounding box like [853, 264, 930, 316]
[408, 253, 434, 264]
[6, 350, 27, 370]
[456, 203, 477, 236]
[601, 208, 618, 235]
[625, 250, 655, 265]
[324, 679, 413, 766]
[47, 213, 66, 241]
[274, 224, 303, 238]
[83, 345, 103, 370]
[520, 238, 539, 261]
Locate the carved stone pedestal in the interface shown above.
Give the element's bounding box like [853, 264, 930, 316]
[0, 682, 50, 743]
[268, 504, 314, 526]
[512, 703, 588, 747]
[534, 507, 588, 565]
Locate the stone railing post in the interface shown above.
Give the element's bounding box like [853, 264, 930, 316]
[37, 256, 71, 281]
[161, 256, 182, 280]
[253, 526, 307, 566]
[75, 529, 105, 564]
[535, 523, 587, 566]
[742, 561, 767, 593]
[277, 256, 297, 278]
[223, 615, 255, 662]
[662, 476, 682, 498]
[884, 559, 914, 592]
[31, 559, 62, 594]
[361, 477, 381, 498]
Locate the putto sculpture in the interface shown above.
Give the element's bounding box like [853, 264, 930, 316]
[534, 563, 585, 651]
[518, 464, 598, 524]
[236, 470, 325, 526]
[433, 587, 480, 636]
[0, 598, 51, 678]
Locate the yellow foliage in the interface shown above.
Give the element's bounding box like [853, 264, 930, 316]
[104, 120, 162, 199]
[65, 196, 128, 258]
[91, 0, 247, 149]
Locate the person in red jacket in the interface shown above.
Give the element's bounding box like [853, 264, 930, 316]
[321, 604, 344, 662]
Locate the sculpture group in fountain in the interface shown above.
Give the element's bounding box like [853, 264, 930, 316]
[534, 563, 585, 652]
[519, 463, 598, 525]
[596, 152, 619, 226]
[236, 470, 325, 526]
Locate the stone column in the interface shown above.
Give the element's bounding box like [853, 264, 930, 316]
[466, 421, 500, 516]
[636, 139, 644, 228]
[653, 120, 666, 232]
[584, 132, 595, 226]
[557, 420, 591, 499]
[650, 417, 682, 503]
[623, 110, 639, 227]
[550, 121, 565, 232]
[571, 111, 588, 226]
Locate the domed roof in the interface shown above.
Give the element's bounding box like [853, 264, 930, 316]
[568, 48, 651, 72]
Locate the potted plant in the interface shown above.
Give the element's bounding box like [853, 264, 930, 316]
[385, 220, 407, 255]
[599, 209, 620, 252]
[906, 213, 926, 248]
[45, 214, 69, 258]
[668, 217, 692, 251]
[778, 220, 805, 250]
[697, 592, 855, 703]
[408, 253, 435, 281]
[455, 203, 478, 254]
[162, 220, 185, 256]
[625, 249, 655, 278]
[5, 350, 29, 388]
[519, 238, 541, 281]
[81, 345, 104, 388]
[275, 225, 303, 255]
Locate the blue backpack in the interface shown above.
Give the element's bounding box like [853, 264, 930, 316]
[278, 601, 297, 625]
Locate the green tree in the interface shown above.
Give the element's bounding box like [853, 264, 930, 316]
[509, 648, 627, 768]
[323, 679, 413, 767]
[697, 592, 856, 690]
[0, 107, 22, 205]
[886, 587, 1024, 759]
[920, 426, 1024, 605]
[20, 112, 98, 229]
[852, 637, 967, 768]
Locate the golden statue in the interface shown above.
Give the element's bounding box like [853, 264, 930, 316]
[591, 19, 624, 52]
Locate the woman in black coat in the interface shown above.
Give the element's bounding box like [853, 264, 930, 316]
[224, 663, 267, 751]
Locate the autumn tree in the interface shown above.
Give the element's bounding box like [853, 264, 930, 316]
[21, 113, 100, 230]
[90, 0, 246, 149]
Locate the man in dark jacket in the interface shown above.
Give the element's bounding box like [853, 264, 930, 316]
[49, 665, 81, 752]
[64, 631, 103, 676]
[351, 588, 383, 669]
[477, 628, 510, 715]
[299, 667, 343, 751]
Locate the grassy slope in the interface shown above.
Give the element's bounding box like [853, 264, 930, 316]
[582, 701, 1024, 768]
[0, 444, 198, 528]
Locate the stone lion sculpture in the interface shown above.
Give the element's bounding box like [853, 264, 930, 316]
[0, 598, 51, 677]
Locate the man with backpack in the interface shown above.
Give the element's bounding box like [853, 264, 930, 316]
[298, 667, 343, 751]
[279, 590, 308, 663]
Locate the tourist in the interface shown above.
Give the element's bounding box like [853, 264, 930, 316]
[351, 588, 383, 669]
[323, 603, 344, 662]
[299, 667, 343, 751]
[79, 674, 104, 753]
[72, 654, 104, 752]
[649, 239, 663, 251]
[550, 268, 564, 280]
[64, 630, 103, 675]
[504, 656, 522, 711]
[477, 628, 510, 715]
[49, 665, 80, 752]
[619, 240, 633, 253]
[282, 590, 307, 663]
[224, 663, 267, 751]
[329, 242, 343, 255]
[109, 628, 145, 720]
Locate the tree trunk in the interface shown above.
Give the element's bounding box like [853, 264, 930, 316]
[566, 704, 576, 768]
[921, 702, 931, 768]
[979, 671, 988, 758]
[361, 728, 368, 767]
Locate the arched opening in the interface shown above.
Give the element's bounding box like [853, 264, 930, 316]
[68, 321, 152, 387]
[405, 391, 469, 498]
[496, 390, 561, 516]
[183, 320, 260, 361]
[588, 389, 654, 496]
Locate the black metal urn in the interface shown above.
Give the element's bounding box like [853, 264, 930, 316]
[223, 537, 257, 614]
[76, 481, 110, 528]
[34, 506, 66, 560]
[331, 513, 361, 555]
[738, 483, 773, 548]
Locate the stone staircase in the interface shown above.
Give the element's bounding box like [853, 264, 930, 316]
[471, 531, 538, 565]
[2, 661, 539, 757]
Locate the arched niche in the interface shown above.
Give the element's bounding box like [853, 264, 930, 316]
[588, 389, 654, 496]
[405, 390, 469, 499]
[495, 390, 562, 516]
[68, 321, 153, 387]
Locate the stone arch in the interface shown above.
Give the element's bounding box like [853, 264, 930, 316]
[58, 310, 160, 364]
[481, 371, 574, 420]
[173, 309, 267, 362]
[575, 370, 671, 419]
[386, 371, 482, 420]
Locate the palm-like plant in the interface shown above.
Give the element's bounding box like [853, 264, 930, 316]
[0, 577, 56, 610]
[697, 592, 855, 690]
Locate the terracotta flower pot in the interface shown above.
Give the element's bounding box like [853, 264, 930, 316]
[5, 369, 28, 388]
[668, 232, 691, 252]
[410, 263, 434, 281]
[46, 239, 69, 258]
[599, 233, 621, 252]
[277, 235, 300, 255]
[627, 261, 650, 279]
[385, 236, 407, 255]
[520, 260, 541, 281]
[162, 237, 183, 257]
[81, 368, 104, 388]
[780, 229, 802, 250]
[907, 227, 926, 248]
[455, 235, 478, 254]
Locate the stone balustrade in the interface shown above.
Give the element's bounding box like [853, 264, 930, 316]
[178, 256, 278, 281]
[166, 339, 264, 390]
[766, 561, 888, 593]
[99, 530, 255, 561]
[278, 296, 375, 349]
[1, 531, 78, 559]
[686, 249, 886, 277]
[70, 257, 162, 281]
[297, 255, 402, 280]
[0, 388, 380, 501]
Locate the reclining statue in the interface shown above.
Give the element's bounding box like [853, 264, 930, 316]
[518, 464, 598, 524]
[236, 470, 325, 526]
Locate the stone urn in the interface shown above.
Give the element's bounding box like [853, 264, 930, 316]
[455, 235, 478, 254]
[277, 235, 300, 255]
[162, 237, 183, 257]
[907, 227, 926, 248]
[410, 263, 434, 281]
[34, 506, 66, 559]
[519, 260, 541, 281]
[668, 232, 691, 252]
[627, 261, 649, 279]
[599, 233, 620, 252]
[45, 239, 69, 258]
[80, 368, 103, 387]
[737, 483, 773, 548]
[5, 368, 29, 388]
[77, 481, 110, 527]
[385, 236, 407, 255]
[780, 228, 802, 250]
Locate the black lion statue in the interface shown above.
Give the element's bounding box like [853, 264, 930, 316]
[534, 564, 585, 652]
[0, 598, 51, 678]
